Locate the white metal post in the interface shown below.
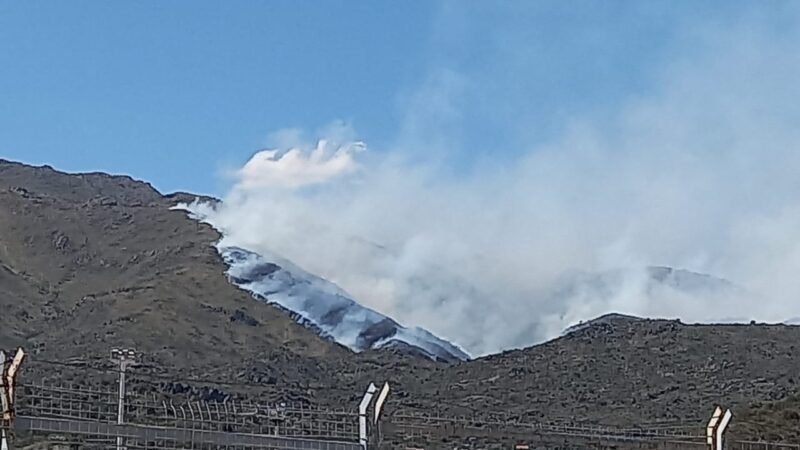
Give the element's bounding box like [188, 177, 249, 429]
[706, 406, 733, 450]
[706, 406, 722, 450]
[373, 383, 390, 447]
[0, 350, 6, 441]
[111, 348, 136, 450]
[1, 429, 9, 450]
[716, 409, 733, 450]
[1, 348, 25, 450]
[358, 383, 377, 450]
[0, 377, 8, 450]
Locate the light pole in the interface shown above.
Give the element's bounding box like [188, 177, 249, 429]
[110, 348, 136, 450]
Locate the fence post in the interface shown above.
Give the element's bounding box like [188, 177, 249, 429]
[373, 383, 390, 448]
[359, 383, 377, 450]
[706, 406, 733, 450]
[0, 349, 6, 450]
[1, 348, 25, 450]
[110, 348, 136, 450]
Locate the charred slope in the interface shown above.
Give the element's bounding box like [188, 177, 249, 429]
[218, 245, 469, 362]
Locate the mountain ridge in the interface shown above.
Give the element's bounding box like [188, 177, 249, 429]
[2, 158, 799, 442]
[0, 158, 352, 376]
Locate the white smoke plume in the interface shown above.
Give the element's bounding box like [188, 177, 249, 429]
[235, 139, 365, 190]
[189, 5, 800, 356]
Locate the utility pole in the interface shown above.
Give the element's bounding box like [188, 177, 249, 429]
[110, 348, 136, 450]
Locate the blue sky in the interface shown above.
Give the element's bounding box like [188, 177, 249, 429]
[0, 1, 791, 195]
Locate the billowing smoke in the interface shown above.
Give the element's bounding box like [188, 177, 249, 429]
[186, 6, 800, 356]
[235, 139, 365, 190]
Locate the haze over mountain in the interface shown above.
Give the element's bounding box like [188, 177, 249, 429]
[180, 195, 767, 361]
[1, 153, 781, 364]
[178, 191, 787, 358]
[169, 8, 800, 355]
[176, 130, 800, 357]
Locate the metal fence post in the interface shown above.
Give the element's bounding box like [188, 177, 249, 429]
[359, 383, 377, 450]
[110, 348, 136, 450]
[373, 383, 390, 448]
[1, 348, 25, 450]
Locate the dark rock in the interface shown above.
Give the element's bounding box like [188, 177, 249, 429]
[230, 309, 260, 327]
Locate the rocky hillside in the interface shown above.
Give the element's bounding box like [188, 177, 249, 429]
[1, 159, 799, 443]
[0, 159, 350, 381]
[328, 314, 798, 442]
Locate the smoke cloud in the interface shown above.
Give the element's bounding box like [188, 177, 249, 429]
[189, 5, 800, 356]
[234, 138, 365, 190]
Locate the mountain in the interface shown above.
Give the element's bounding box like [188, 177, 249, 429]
[562, 312, 645, 335]
[644, 265, 742, 293]
[175, 197, 764, 359]
[217, 245, 469, 362]
[550, 264, 762, 335]
[426, 315, 800, 442]
[171, 200, 470, 362]
[557, 266, 800, 334]
[2, 158, 800, 443]
[0, 158, 350, 380]
[551, 265, 749, 305]
[176, 190, 781, 359]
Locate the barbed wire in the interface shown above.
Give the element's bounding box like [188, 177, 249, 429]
[7, 356, 798, 445]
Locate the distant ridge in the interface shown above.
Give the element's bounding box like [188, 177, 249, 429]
[562, 312, 645, 336]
